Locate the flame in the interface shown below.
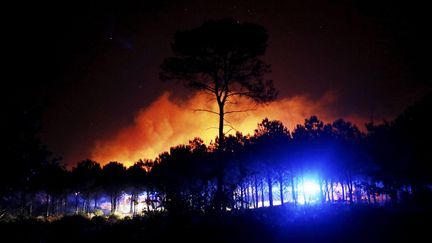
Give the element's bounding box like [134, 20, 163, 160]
[90, 91, 368, 167]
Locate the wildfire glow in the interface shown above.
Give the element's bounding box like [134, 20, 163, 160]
[90, 91, 367, 167]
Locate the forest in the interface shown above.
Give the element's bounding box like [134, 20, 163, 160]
[2, 93, 431, 220]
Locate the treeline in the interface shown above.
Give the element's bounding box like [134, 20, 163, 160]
[1, 94, 431, 219]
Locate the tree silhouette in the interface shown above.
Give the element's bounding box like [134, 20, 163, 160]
[186, 138, 212, 210]
[222, 133, 248, 209]
[126, 160, 148, 215]
[292, 116, 332, 203]
[367, 93, 432, 205]
[161, 18, 277, 146]
[2, 97, 52, 218]
[161, 18, 277, 209]
[151, 145, 197, 213]
[72, 160, 102, 214]
[254, 118, 291, 206]
[101, 162, 126, 214]
[35, 160, 68, 217]
[330, 119, 365, 203]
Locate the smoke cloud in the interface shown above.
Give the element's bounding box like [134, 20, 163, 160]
[91, 91, 368, 167]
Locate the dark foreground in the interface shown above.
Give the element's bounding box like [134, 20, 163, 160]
[1, 205, 430, 243]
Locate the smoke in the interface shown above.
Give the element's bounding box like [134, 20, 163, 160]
[91, 91, 368, 167]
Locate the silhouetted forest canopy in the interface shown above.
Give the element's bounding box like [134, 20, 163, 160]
[2, 93, 431, 220]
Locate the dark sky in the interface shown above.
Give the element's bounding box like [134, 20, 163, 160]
[11, 0, 431, 166]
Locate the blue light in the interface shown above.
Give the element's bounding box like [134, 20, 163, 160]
[298, 176, 321, 204]
[303, 180, 320, 194]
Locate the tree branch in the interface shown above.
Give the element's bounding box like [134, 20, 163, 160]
[224, 128, 233, 134]
[191, 82, 216, 94]
[221, 79, 229, 104]
[193, 109, 219, 116]
[225, 108, 256, 114]
[205, 127, 220, 130]
[226, 91, 254, 98]
[225, 100, 239, 105]
[223, 118, 233, 125]
[224, 124, 237, 130]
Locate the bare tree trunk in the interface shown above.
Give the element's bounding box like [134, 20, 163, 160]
[291, 174, 297, 205]
[254, 176, 259, 208]
[249, 183, 253, 208]
[111, 194, 116, 214]
[145, 191, 150, 211]
[341, 182, 345, 202]
[245, 184, 250, 209]
[301, 176, 307, 205]
[150, 193, 156, 211]
[347, 173, 353, 203]
[325, 179, 330, 202]
[319, 178, 324, 204]
[94, 196, 98, 210]
[218, 104, 224, 148]
[215, 103, 225, 211]
[251, 183, 256, 208]
[75, 194, 79, 214]
[87, 196, 91, 214]
[83, 197, 86, 214]
[240, 184, 244, 210]
[82, 200, 86, 214]
[330, 179, 334, 203]
[130, 193, 134, 214]
[267, 174, 273, 207]
[279, 173, 284, 205]
[46, 194, 50, 217]
[261, 179, 265, 207]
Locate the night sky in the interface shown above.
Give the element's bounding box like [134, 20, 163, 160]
[11, 0, 431, 166]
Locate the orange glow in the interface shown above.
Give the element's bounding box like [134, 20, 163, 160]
[90, 91, 368, 167]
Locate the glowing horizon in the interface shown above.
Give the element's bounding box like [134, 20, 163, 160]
[90, 91, 369, 167]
